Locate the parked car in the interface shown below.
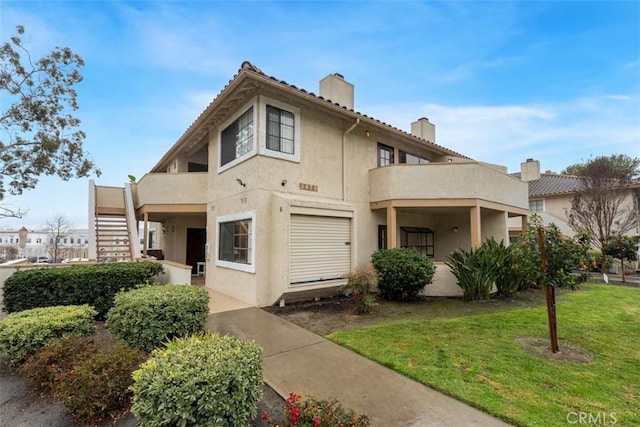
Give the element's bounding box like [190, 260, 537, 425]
[31, 256, 51, 264]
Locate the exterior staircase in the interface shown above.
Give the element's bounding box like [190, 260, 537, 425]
[88, 180, 140, 262]
[94, 214, 132, 262]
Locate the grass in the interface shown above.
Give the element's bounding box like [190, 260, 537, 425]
[328, 284, 640, 427]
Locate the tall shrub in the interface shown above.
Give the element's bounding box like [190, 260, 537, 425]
[371, 248, 435, 301]
[107, 285, 209, 352]
[343, 264, 377, 314]
[3, 261, 163, 318]
[131, 333, 263, 427]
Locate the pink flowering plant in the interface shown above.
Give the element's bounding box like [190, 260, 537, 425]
[262, 392, 370, 427]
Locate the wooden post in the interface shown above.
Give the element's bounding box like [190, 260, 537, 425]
[537, 227, 559, 353]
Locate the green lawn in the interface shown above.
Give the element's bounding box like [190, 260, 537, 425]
[328, 284, 640, 427]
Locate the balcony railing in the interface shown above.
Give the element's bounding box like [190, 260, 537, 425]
[133, 172, 208, 207]
[369, 161, 528, 208]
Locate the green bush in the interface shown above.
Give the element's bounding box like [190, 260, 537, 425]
[0, 305, 96, 364]
[371, 248, 435, 301]
[107, 285, 209, 352]
[19, 334, 147, 425]
[445, 244, 497, 301]
[264, 392, 370, 426]
[3, 261, 164, 318]
[131, 333, 263, 427]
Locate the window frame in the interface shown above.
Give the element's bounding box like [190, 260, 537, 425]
[215, 210, 256, 273]
[399, 150, 429, 164]
[400, 226, 435, 258]
[218, 100, 257, 173]
[377, 143, 394, 167]
[259, 96, 301, 162]
[529, 199, 544, 213]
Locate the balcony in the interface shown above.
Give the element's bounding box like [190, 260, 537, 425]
[133, 172, 208, 208]
[369, 161, 528, 209]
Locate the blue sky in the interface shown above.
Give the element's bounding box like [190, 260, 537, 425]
[1, 0, 639, 229]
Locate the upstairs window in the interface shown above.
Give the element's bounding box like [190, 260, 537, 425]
[399, 150, 429, 164]
[220, 107, 254, 166]
[378, 143, 394, 167]
[266, 105, 295, 154]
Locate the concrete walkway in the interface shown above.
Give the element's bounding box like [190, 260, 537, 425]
[206, 307, 510, 426]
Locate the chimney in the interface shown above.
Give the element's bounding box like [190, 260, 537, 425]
[411, 117, 436, 143]
[319, 73, 354, 110]
[520, 158, 541, 182]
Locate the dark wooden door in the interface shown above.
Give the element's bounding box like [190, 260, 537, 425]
[186, 228, 206, 275]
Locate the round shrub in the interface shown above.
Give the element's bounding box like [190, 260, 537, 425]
[0, 304, 96, 364]
[106, 285, 209, 352]
[131, 333, 263, 427]
[371, 248, 435, 301]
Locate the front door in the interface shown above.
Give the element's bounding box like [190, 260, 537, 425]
[186, 228, 206, 275]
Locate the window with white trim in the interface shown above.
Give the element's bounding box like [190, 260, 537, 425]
[216, 211, 256, 273]
[220, 107, 254, 166]
[529, 199, 543, 213]
[266, 105, 295, 154]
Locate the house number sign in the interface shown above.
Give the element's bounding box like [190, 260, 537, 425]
[299, 183, 318, 192]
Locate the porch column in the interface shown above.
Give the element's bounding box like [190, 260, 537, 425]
[521, 214, 528, 233]
[470, 205, 482, 248]
[387, 205, 397, 249]
[143, 212, 149, 256]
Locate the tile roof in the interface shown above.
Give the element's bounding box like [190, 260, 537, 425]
[157, 61, 468, 171]
[512, 173, 584, 197]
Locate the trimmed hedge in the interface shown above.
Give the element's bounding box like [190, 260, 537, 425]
[0, 305, 96, 364]
[371, 248, 435, 301]
[106, 285, 209, 352]
[3, 261, 164, 318]
[131, 333, 263, 426]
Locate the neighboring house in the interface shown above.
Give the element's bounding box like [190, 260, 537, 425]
[510, 159, 640, 239]
[89, 62, 529, 306]
[510, 159, 640, 272]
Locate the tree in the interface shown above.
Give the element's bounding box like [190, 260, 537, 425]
[562, 154, 640, 179]
[1, 25, 100, 217]
[603, 235, 640, 283]
[566, 155, 640, 272]
[44, 213, 74, 262]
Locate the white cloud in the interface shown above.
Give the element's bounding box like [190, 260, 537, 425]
[365, 93, 640, 173]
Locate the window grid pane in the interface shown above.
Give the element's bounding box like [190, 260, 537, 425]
[219, 219, 252, 264]
[266, 105, 295, 154]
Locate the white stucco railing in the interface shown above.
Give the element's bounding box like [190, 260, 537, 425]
[369, 161, 528, 208]
[134, 172, 208, 207]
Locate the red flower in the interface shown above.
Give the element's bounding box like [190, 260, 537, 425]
[262, 411, 269, 421]
[290, 407, 300, 424]
[313, 416, 321, 426]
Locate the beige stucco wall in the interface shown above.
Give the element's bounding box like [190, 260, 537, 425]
[135, 173, 208, 207]
[543, 195, 571, 222]
[369, 162, 528, 209]
[95, 186, 125, 210]
[143, 88, 528, 306]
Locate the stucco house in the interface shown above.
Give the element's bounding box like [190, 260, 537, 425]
[510, 158, 640, 272]
[89, 62, 529, 306]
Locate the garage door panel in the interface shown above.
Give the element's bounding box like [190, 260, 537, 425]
[290, 215, 351, 286]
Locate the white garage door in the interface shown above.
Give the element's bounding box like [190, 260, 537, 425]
[290, 215, 351, 286]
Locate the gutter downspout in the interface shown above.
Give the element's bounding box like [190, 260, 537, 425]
[342, 118, 360, 201]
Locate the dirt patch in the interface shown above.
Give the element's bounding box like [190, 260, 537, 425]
[266, 289, 559, 337]
[515, 337, 595, 363]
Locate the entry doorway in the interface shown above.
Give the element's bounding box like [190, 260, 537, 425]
[186, 228, 206, 275]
